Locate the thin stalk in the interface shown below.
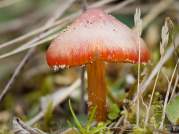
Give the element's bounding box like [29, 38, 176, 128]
[80, 67, 86, 114]
[159, 59, 179, 129]
[136, 43, 141, 127]
[135, 8, 142, 127]
[169, 73, 179, 101]
[144, 71, 160, 126]
[133, 0, 175, 103]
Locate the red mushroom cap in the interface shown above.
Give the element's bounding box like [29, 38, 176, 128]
[46, 8, 150, 69]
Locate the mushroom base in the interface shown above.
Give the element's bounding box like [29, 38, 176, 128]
[87, 60, 107, 122]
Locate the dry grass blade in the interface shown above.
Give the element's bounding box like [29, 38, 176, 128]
[26, 78, 81, 126]
[160, 59, 179, 129]
[145, 19, 169, 126]
[133, 36, 179, 102]
[0, 13, 76, 50]
[13, 118, 47, 134]
[134, 8, 142, 127]
[144, 71, 160, 126]
[169, 73, 179, 100]
[18, 33, 59, 50]
[0, 0, 76, 103]
[0, 48, 35, 102]
[0, 0, 116, 51]
[132, 0, 174, 105]
[0, 25, 65, 59]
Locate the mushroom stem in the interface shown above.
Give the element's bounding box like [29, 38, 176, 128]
[87, 60, 107, 122]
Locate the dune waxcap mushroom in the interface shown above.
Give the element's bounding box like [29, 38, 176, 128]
[46, 8, 150, 121]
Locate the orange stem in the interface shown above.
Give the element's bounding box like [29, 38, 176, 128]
[87, 60, 107, 122]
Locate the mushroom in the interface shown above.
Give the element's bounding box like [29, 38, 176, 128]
[46, 8, 150, 122]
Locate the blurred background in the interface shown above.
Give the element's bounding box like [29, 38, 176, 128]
[0, 0, 179, 133]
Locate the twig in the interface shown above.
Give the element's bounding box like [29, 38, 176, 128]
[0, 0, 76, 103]
[13, 117, 47, 134]
[0, 48, 34, 102]
[114, 116, 124, 128]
